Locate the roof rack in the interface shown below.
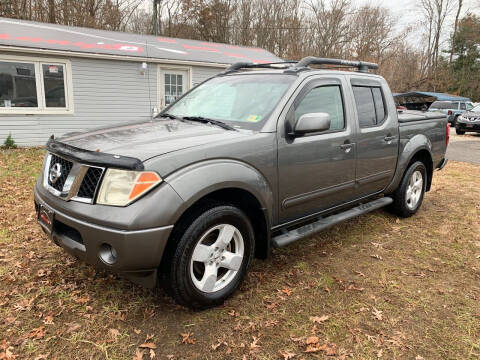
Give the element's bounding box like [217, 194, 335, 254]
[222, 57, 379, 75]
[293, 56, 378, 73]
[222, 61, 297, 74]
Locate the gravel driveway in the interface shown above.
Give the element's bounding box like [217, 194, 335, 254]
[447, 130, 480, 165]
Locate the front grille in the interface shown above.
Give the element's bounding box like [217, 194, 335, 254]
[47, 154, 73, 191]
[44, 153, 104, 203]
[77, 167, 103, 199]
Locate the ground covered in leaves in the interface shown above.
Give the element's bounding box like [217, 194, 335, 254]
[0, 149, 479, 360]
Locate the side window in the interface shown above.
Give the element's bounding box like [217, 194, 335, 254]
[466, 103, 474, 110]
[353, 86, 386, 128]
[353, 86, 376, 127]
[294, 85, 345, 131]
[452, 102, 459, 110]
[460, 102, 466, 110]
[371, 87, 386, 123]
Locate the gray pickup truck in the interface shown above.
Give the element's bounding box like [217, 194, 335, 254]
[34, 57, 449, 309]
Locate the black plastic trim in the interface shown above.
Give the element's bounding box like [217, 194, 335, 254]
[46, 136, 144, 170]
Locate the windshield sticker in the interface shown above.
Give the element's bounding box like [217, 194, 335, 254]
[247, 115, 262, 122]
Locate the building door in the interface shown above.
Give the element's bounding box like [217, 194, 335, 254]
[159, 68, 189, 108]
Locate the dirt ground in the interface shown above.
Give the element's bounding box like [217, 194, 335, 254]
[0, 149, 479, 360]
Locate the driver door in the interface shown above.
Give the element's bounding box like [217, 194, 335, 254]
[277, 77, 357, 224]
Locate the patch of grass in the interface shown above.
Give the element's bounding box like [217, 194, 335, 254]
[0, 151, 479, 359]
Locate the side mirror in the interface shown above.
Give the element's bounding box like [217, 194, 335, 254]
[294, 112, 331, 135]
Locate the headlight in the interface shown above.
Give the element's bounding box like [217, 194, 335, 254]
[96, 169, 162, 206]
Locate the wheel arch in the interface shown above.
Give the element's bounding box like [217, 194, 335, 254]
[162, 160, 274, 261]
[385, 134, 434, 193]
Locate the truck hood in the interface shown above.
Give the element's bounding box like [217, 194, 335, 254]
[461, 110, 480, 120]
[57, 120, 249, 161]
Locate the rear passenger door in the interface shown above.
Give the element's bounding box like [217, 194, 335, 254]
[351, 78, 399, 197]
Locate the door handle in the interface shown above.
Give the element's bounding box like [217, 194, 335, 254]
[340, 143, 354, 153]
[384, 135, 396, 143]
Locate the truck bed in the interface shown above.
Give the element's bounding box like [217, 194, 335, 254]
[397, 110, 446, 123]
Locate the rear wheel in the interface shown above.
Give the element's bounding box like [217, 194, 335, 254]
[163, 204, 254, 309]
[390, 161, 426, 218]
[456, 128, 465, 135]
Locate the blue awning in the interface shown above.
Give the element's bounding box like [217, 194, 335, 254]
[394, 91, 471, 102]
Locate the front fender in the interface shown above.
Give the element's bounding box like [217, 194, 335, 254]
[164, 159, 274, 226]
[385, 134, 433, 194]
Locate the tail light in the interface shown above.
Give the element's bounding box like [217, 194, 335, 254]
[446, 122, 450, 147]
[448, 110, 452, 115]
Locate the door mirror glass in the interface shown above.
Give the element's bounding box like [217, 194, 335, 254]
[294, 112, 331, 135]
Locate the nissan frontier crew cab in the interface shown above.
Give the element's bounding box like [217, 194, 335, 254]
[34, 57, 449, 309]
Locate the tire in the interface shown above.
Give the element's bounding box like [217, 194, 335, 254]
[452, 115, 459, 127]
[456, 128, 465, 135]
[390, 161, 427, 218]
[162, 204, 255, 309]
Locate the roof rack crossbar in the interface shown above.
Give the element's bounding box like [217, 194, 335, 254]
[223, 61, 297, 74]
[295, 56, 378, 73]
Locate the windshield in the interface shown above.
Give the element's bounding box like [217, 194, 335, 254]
[471, 104, 480, 112]
[161, 74, 295, 130]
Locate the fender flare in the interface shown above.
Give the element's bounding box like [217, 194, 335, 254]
[164, 159, 274, 228]
[385, 134, 433, 194]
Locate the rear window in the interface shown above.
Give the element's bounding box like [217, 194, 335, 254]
[430, 101, 454, 109]
[352, 86, 386, 128]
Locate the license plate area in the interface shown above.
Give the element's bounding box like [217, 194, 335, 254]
[37, 204, 54, 233]
[466, 124, 473, 128]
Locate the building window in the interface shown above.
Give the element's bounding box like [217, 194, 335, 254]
[159, 66, 190, 109]
[0, 56, 73, 114]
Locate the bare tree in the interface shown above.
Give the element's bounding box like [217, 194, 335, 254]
[449, 0, 463, 63]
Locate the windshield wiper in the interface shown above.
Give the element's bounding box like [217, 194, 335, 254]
[182, 116, 237, 131]
[156, 113, 182, 120]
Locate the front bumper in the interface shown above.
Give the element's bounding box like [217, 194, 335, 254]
[34, 185, 173, 288]
[456, 121, 480, 133]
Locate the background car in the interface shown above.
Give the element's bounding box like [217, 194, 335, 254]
[429, 100, 475, 126]
[455, 103, 480, 135]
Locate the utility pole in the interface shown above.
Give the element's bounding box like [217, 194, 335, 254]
[153, 0, 160, 36]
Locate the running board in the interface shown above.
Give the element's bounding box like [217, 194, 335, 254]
[272, 197, 393, 248]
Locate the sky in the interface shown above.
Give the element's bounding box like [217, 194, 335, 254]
[355, 0, 480, 46]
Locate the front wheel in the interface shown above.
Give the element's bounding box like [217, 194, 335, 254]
[163, 204, 254, 309]
[389, 161, 426, 218]
[456, 128, 465, 135]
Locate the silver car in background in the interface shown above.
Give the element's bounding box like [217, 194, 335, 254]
[429, 100, 474, 126]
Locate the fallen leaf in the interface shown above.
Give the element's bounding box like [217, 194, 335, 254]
[149, 349, 155, 359]
[180, 333, 196, 345]
[28, 326, 45, 340]
[228, 310, 238, 317]
[280, 287, 292, 296]
[250, 336, 261, 350]
[305, 343, 328, 353]
[372, 308, 383, 321]
[279, 349, 296, 359]
[371, 254, 383, 260]
[133, 348, 144, 360]
[109, 328, 120, 340]
[310, 315, 330, 324]
[305, 336, 319, 345]
[139, 342, 156, 350]
[65, 322, 81, 334]
[134, 329, 141, 334]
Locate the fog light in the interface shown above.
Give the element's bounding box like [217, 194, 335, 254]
[99, 243, 118, 265]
